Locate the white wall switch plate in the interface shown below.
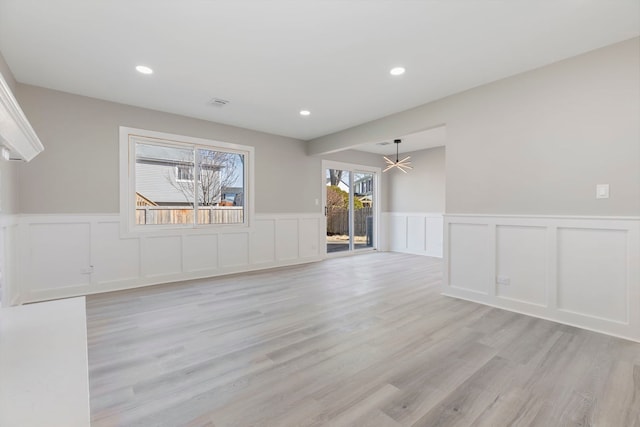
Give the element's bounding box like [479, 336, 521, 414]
[596, 184, 609, 199]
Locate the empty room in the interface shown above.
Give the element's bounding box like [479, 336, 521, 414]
[0, 1, 639, 426]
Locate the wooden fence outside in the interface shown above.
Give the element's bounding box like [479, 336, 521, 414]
[327, 207, 373, 236]
[136, 206, 244, 225]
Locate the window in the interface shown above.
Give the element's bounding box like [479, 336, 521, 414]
[176, 165, 195, 182]
[120, 127, 253, 232]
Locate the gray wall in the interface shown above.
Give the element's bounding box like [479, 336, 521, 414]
[0, 50, 18, 214]
[10, 38, 640, 217]
[15, 85, 320, 214]
[0, 51, 16, 93]
[387, 146, 445, 213]
[309, 38, 640, 216]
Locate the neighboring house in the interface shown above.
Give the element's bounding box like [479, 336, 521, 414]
[221, 187, 244, 206]
[135, 144, 223, 206]
[358, 195, 372, 207]
[325, 174, 373, 207]
[354, 175, 373, 207]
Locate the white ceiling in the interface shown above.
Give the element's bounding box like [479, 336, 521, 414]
[0, 1, 638, 142]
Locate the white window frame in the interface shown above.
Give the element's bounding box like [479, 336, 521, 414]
[119, 126, 254, 236]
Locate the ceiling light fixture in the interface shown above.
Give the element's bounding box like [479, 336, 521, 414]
[390, 67, 405, 76]
[383, 139, 412, 173]
[135, 65, 153, 75]
[299, 110, 311, 116]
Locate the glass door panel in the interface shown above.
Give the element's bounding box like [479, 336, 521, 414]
[326, 168, 351, 253]
[353, 172, 374, 250]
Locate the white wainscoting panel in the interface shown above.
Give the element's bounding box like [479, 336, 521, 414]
[449, 223, 490, 295]
[11, 213, 324, 304]
[275, 219, 299, 261]
[92, 221, 140, 284]
[426, 216, 444, 257]
[218, 233, 249, 268]
[299, 218, 321, 259]
[0, 215, 18, 306]
[384, 212, 443, 258]
[407, 216, 426, 252]
[28, 222, 92, 291]
[389, 215, 407, 251]
[142, 235, 183, 278]
[183, 234, 218, 273]
[496, 225, 547, 306]
[251, 219, 276, 264]
[557, 227, 628, 323]
[444, 214, 640, 342]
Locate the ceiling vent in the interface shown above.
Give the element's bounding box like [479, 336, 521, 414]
[208, 97, 230, 107]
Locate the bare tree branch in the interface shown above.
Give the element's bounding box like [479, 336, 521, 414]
[329, 169, 342, 186]
[168, 149, 241, 206]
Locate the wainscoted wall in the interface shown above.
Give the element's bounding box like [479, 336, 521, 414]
[382, 212, 443, 258]
[444, 214, 640, 342]
[12, 213, 324, 304]
[0, 214, 18, 306]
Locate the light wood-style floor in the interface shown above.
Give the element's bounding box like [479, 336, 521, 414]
[87, 252, 640, 427]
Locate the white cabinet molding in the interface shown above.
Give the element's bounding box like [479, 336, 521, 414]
[0, 72, 44, 161]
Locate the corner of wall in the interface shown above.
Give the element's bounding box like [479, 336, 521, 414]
[0, 48, 17, 94]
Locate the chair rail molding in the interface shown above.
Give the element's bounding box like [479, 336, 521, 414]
[444, 213, 640, 342]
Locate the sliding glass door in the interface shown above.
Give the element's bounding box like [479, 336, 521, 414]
[353, 171, 375, 251]
[323, 161, 379, 254]
[325, 168, 351, 253]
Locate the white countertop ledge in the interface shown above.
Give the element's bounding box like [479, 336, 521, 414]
[0, 297, 90, 427]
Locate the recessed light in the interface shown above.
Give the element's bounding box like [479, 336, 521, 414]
[136, 65, 153, 75]
[299, 110, 311, 116]
[390, 67, 405, 76]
